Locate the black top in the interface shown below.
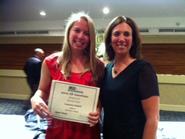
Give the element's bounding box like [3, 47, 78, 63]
[101, 60, 159, 139]
[24, 56, 42, 89]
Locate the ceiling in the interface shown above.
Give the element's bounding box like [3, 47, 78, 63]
[0, 0, 185, 22]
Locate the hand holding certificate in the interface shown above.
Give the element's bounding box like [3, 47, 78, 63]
[48, 80, 100, 124]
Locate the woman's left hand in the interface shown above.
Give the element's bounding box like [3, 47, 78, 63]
[88, 111, 100, 127]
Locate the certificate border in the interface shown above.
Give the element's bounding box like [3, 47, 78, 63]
[48, 80, 100, 124]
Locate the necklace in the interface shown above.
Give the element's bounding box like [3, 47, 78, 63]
[113, 67, 118, 74]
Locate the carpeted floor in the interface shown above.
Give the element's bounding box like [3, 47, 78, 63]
[1, 98, 185, 121]
[0, 98, 27, 115]
[160, 110, 185, 121]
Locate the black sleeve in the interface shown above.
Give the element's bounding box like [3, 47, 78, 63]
[138, 62, 159, 100]
[23, 61, 29, 74]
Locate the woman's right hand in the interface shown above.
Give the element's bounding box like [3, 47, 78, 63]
[31, 94, 51, 118]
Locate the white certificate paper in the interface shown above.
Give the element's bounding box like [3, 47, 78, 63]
[48, 80, 100, 124]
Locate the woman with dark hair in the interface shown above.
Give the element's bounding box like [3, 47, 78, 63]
[101, 16, 160, 139]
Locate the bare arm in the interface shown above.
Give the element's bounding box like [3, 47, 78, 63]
[31, 59, 52, 118]
[88, 100, 101, 127]
[142, 96, 160, 139]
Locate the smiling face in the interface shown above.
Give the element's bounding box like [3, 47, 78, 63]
[69, 18, 90, 53]
[111, 22, 132, 56]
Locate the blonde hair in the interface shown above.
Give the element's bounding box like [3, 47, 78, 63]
[57, 12, 101, 82]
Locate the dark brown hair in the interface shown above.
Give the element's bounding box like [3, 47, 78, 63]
[104, 16, 142, 61]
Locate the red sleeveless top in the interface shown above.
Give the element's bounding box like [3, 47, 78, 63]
[45, 53, 100, 139]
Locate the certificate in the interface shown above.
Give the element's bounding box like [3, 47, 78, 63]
[48, 80, 100, 124]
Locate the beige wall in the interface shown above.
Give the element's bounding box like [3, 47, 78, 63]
[0, 69, 31, 100]
[158, 74, 185, 112]
[1, 69, 185, 112]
